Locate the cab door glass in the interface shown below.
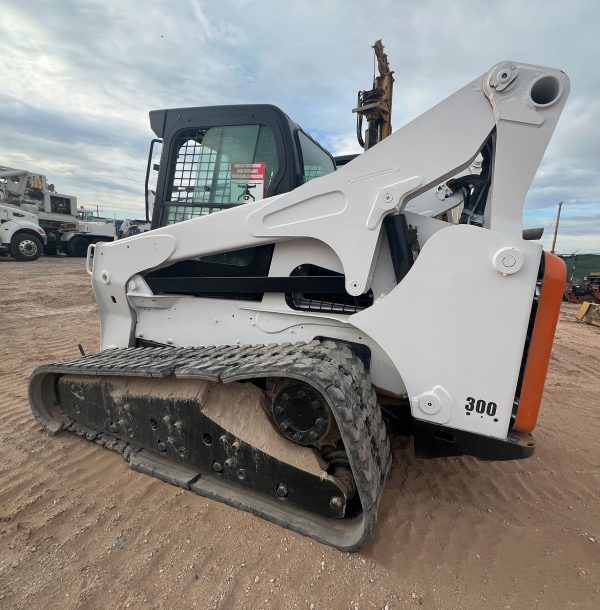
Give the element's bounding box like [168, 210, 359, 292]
[164, 124, 278, 225]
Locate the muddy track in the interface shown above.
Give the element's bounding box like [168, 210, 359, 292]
[0, 257, 598, 609]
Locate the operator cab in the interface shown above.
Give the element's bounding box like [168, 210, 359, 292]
[147, 104, 335, 229]
[144, 105, 337, 294]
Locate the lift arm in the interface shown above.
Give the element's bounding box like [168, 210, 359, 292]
[91, 61, 569, 348]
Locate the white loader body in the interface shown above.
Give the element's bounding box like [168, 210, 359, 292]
[29, 61, 570, 551]
[89, 61, 569, 442]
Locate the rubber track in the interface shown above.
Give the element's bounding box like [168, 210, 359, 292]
[29, 340, 391, 550]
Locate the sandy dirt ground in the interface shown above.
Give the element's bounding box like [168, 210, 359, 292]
[0, 257, 598, 609]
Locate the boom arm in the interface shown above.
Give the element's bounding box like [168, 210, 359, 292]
[0, 167, 29, 198]
[91, 61, 569, 350]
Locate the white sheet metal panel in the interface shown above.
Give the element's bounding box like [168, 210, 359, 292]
[351, 224, 542, 439]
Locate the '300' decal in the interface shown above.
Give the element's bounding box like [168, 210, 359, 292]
[465, 397, 498, 418]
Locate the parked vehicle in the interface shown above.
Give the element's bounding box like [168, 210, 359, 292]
[0, 203, 46, 261]
[0, 167, 115, 256]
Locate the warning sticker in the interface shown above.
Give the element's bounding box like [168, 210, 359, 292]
[231, 162, 266, 203]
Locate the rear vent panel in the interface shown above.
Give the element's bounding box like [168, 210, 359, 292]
[285, 265, 373, 314]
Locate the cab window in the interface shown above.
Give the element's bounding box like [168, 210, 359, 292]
[163, 124, 278, 226]
[297, 131, 335, 183]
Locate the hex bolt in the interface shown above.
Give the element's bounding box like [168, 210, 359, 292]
[276, 483, 288, 498]
[212, 461, 223, 473]
[127, 280, 136, 292]
[330, 496, 343, 510]
[384, 192, 393, 203]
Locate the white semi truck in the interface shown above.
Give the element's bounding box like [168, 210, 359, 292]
[0, 166, 115, 256]
[0, 203, 46, 261]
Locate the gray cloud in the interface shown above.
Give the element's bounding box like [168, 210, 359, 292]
[0, 0, 598, 251]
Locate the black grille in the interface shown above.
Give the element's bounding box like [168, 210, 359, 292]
[511, 257, 544, 424]
[161, 125, 279, 226]
[49, 195, 72, 214]
[163, 128, 232, 223]
[285, 265, 373, 314]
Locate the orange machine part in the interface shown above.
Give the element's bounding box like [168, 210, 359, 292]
[513, 252, 566, 433]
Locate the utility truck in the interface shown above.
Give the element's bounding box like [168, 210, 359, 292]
[0, 166, 115, 256]
[0, 203, 46, 261]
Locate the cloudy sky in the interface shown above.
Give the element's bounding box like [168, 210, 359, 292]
[1, 0, 598, 253]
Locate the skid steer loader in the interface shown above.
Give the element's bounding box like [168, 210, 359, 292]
[29, 61, 569, 551]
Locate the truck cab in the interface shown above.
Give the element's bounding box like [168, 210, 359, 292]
[0, 203, 46, 261]
[76, 209, 97, 222]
